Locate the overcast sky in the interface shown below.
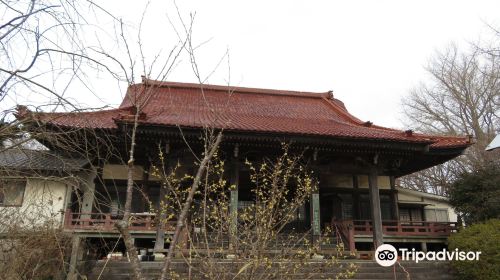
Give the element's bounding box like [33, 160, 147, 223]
[14, 0, 500, 129]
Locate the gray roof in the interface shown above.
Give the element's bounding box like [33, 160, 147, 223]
[0, 148, 88, 172]
[486, 135, 500, 151]
[396, 187, 449, 202]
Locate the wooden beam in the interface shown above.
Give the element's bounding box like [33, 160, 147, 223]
[368, 167, 384, 248]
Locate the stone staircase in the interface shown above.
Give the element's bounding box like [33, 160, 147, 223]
[190, 232, 341, 251]
[86, 259, 455, 280]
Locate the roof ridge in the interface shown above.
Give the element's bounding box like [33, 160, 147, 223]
[34, 107, 131, 116]
[320, 97, 364, 125]
[141, 78, 330, 99]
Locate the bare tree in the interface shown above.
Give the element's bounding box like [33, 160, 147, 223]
[2, 2, 164, 279]
[401, 43, 500, 195]
[0, 0, 125, 107]
[151, 145, 356, 280]
[3, 3, 353, 280]
[0, 2, 123, 278]
[0, 0, 133, 159]
[95, 5, 231, 279]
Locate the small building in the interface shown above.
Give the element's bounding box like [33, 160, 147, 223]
[0, 149, 87, 230]
[12, 79, 471, 256]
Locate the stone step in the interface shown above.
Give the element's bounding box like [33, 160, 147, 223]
[88, 274, 454, 280]
[87, 260, 455, 280]
[97, 260, 449, 268]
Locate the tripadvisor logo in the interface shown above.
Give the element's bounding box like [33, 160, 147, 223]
[375, 244, 481, 266]
[375, 244, 398, 267]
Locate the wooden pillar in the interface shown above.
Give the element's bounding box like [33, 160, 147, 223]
[389, 176, 399, 220]
[80, 169, 97, 220]
[368, 167, 384, 248]
[350, 175, 360, 252]
[421, 241, 428, 253]
[229, 158, 239, 249]
[155, 159, 172, 252]
[67, 235, 81, 280]
[154, 183, 167, 252]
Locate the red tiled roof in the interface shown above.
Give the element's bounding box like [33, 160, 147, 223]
[18, 80, 472, 149]
[19, 107, 130, 129]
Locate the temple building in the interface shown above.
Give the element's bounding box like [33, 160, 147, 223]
[11, 79, 471, 258]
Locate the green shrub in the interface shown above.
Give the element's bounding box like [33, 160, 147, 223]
[449, 164, 500, 225]
[448, 219, 500, 280]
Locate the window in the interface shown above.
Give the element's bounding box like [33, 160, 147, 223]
[358, 194, 393, 220]
[380, 194, 392, 220]
[338, 194, 353, 219]
[0, 180, 26, 206]
[400, 208, 411, 221]
[400, 207, 424, 222]
[410, 208, 422, 221]
[425, 208, 449, 222]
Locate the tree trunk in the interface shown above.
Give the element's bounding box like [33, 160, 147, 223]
[116, 221, 144, 280]
[114, 106, 145, 280]
[159, 132, 222, 280]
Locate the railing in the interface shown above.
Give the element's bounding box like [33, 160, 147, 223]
[330, 219, 458, 252]
[63, 209, 176, 232]
[332, 221, 355, 251]
[334, 220, 458, 237]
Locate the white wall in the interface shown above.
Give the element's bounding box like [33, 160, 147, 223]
[0, 178, 69, 230]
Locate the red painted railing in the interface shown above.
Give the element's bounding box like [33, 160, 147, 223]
[330, 219, 458, 252]
[63, 209, 176, 232]
[334, 220, 458, 238]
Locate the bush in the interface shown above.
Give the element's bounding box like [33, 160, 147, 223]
[449, 164, 500, 225]
[0, 225, 72, 280]
[448, 219, 500, 280]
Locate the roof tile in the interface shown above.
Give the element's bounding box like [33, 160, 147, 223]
[0, 148, 88, 171]
[20, 80, 471, 149]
